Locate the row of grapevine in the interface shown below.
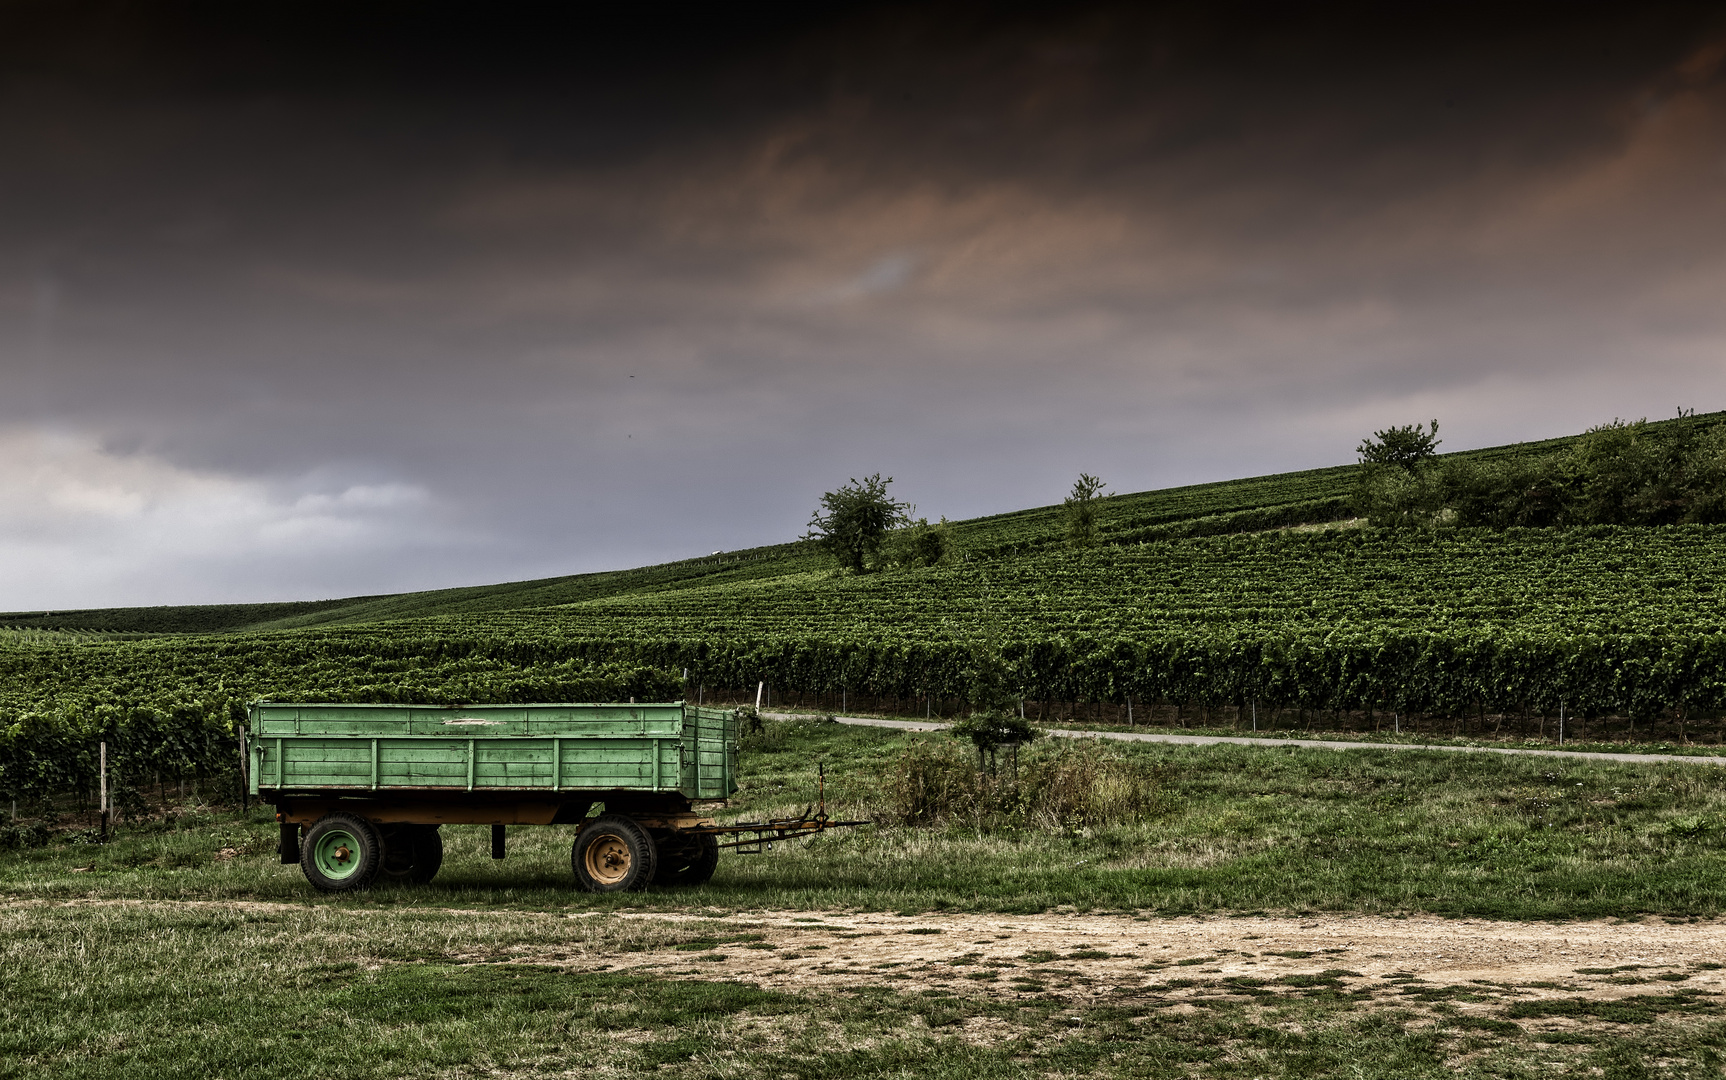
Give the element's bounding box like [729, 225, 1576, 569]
[6, 523, 1725, 813]
[427, 525, 1726, 718]
[0, 701, 241, 813]
[0, 642, 680, 815]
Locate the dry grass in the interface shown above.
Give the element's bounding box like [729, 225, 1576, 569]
[878, 736, 1167, 831]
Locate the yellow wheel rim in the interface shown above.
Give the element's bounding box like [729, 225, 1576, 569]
[584, 834, 632, 886]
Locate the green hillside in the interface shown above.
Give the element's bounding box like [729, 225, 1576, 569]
[0, 417, 1621, 636]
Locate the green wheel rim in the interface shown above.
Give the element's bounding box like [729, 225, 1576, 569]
[313, 829, 364, 879]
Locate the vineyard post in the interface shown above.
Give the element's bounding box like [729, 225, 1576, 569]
[755, 682, 764, 710]
[1251, 698, 1257, 733]
[1127, 695, 1133, 726]
[99, 741, 108, 843]
[238, 725, 249, 812]
[1559, 702, 1565, 746]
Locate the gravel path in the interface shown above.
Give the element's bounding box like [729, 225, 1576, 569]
[786, 713, 1726, 767]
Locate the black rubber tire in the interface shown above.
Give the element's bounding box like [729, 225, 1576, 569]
[408, 826, 444, 884]
[571, 815, 657, 893]
[278, 822, 301, 865]
[379, 824, 444, 885]
[652, 833, 720, 887]
[300, 812, 384, 893]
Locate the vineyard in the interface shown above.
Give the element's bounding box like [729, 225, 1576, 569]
[368, 524, 1726, 730]
[0, 631, 675, 821]
[5, 414, 1726, 822]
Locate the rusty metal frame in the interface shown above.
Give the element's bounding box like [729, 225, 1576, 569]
[680, 810, 870, 853]
[679, 765, 868, 852]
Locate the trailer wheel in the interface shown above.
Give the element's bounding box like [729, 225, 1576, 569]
[652, 833, 720, 887]
[572, 815, 657, 892]
[379, 824, 443, 885]
[301, 812, 383, 893]
[407, 826, 444, 884]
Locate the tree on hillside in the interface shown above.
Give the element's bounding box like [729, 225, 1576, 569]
[1064, 473, 1108, 548]
[1354, 413, 1726, 528]
[1357, 419, 1441, 471]
[806, 474, 912, 573]
[1353, 420, 1444, 526]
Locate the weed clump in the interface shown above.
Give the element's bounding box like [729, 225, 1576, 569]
[0, 822, 51, 850]
[880, 737, 1165, 832]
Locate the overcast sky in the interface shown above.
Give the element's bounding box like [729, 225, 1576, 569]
[3, 1, 1726, 608]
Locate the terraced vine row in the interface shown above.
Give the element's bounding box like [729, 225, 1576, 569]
[0, 635, 678, 809]
[429, 526, 1726, 721]
[7, 524, 1726, 810]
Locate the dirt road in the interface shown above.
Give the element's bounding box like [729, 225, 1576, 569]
[813, 714, 1726, 767]
[588, 909, 1726, 1011]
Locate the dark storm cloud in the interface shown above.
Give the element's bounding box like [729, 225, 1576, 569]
[2, 2, 1725, 606]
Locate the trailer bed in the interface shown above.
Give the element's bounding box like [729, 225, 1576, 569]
[250, 701, 737, 801]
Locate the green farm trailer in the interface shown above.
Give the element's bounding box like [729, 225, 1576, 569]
[249, 701, 858, 894]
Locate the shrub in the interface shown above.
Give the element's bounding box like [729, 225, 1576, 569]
[879, 738, 1165, 832]
[1064, 474, 1108, 548]
[949, 713, 1037, 775]
[884, 517, 954, 569]
[0, 822, 50, 850]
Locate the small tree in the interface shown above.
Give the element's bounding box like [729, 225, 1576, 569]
[951, 632, 1036, 776]
[806, 474, 912, 573]
[1357, 420, 1441, 472]
[733, 705, 765, 737]
[1064, 473, 1107, 548]
[1354, 420, 1444, 526]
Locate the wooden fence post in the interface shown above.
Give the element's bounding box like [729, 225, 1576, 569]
[99, 741, 109, 843]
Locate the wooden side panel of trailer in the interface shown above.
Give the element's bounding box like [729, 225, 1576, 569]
[249, 702, 736, 801]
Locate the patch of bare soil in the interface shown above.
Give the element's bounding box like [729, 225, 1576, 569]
[578, 911, 1726, 1010]
[15, 897, 1723, 1023]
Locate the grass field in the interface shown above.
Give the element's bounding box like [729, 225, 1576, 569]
[8, 902, 1726, 1080]
[4, 720, 1725, 1078]
[7, 719, 1726, 917]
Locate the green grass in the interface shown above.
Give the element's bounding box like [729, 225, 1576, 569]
[5, 720, 1724, 919]
[4, 721, 1726, 1077]
[2, 902, 1724, 1078]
